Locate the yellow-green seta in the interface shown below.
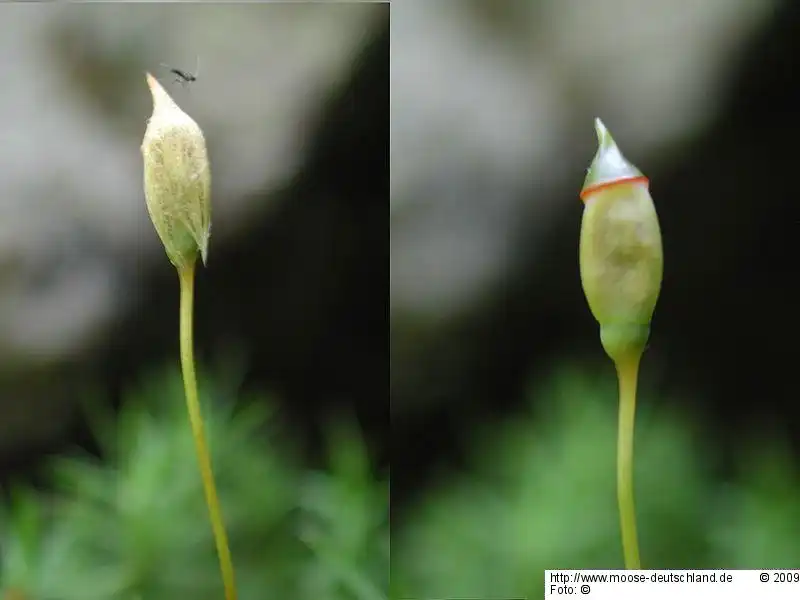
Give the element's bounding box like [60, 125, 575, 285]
[579, 118, 663, 364]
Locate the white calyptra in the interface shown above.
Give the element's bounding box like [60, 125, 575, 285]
[141, 73, 211, 270]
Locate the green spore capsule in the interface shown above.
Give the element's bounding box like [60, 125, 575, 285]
[579, 118, 663, 363]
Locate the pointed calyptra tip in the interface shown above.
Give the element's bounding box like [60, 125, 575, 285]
[145, 72, 179, 112]
[580, 118, 647, 201]
[594, 117, 612, 150]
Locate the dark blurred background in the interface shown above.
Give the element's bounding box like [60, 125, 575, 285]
[0, 3, 388, 483]
[391, 0, 800, 593]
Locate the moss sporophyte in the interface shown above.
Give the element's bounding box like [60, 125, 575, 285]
[579, 118, 663, 569]
[141, 73, 236, 600]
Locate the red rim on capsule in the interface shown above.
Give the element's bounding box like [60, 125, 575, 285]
[579, 118, 650, 202]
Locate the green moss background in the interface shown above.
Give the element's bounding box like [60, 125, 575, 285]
[392, 368, 800, 599]
[3, 366, 800, 599]
[0, 369, 388, 600]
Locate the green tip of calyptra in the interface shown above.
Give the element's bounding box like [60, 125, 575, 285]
[580, 118, 647, 201]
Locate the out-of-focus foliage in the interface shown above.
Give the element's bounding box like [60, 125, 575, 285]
[0, 369, 388, 600]
[709, 446, 800, 568]
[392, 368, 800, 599]
[298, 421, 389, 599]
[5, 367, 799, 600]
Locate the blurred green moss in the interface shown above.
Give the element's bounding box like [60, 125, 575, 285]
[4, 365, 800, 600]
[392, 367, 800, 598]
[0, 368, 388, 600]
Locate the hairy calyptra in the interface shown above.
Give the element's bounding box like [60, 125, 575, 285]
[141, 72, 211, 269]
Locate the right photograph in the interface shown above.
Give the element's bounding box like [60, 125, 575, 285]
[391, 0, 800, 597]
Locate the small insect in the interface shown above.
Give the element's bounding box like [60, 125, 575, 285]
[160, 56, 200, 87]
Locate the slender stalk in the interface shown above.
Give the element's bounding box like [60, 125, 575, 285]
[178, 260, 237, 600]
[615, 352, 642, 569]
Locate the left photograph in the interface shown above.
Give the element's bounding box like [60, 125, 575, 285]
[0, 3, 388, 600]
